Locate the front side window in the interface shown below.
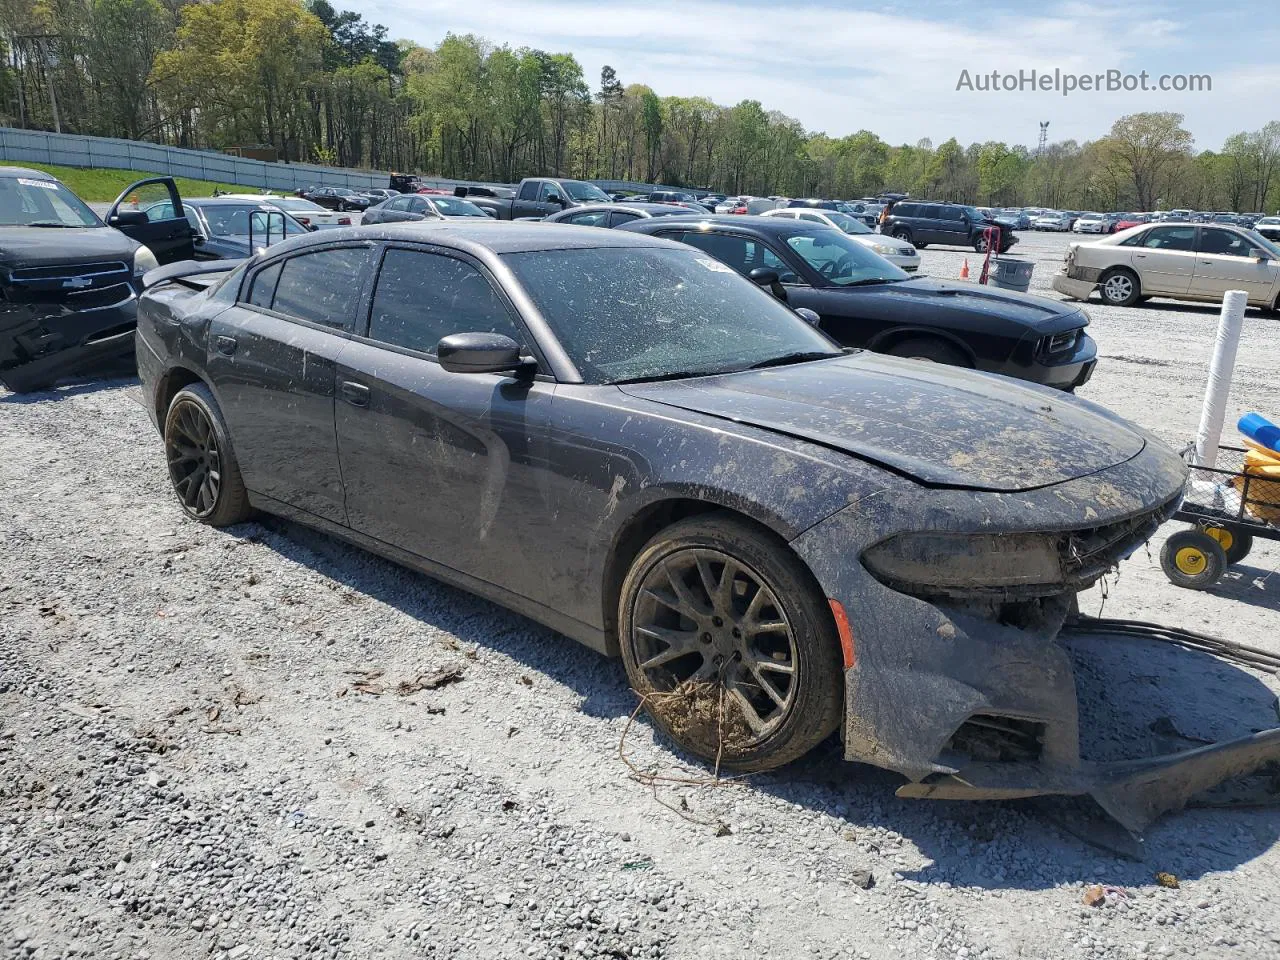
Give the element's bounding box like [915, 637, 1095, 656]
[270, 246, 374, 330]
[1198, 228, 1250, 257]
[502, 246, 840, 384]
[539, 182, 564, 203]
[367, 248, 523, 355]
[676, 231, 798, 283]
[1142, 227, 1196, 251]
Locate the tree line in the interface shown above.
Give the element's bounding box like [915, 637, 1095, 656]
[1, 0, 1278, 213]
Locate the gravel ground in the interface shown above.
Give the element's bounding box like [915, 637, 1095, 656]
[3, 229, 1280, 960]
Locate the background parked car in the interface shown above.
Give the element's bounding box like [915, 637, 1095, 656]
[1053, 222, 1280, 309]
[619, 215, 1095, 389]
[760, 207, 921, 271]
[464, 177, 612, 220]
[1033, 213, 1073, 232]
[0, 169, 192, 392]
[883, 201, 1016, 253]
[301, 186, 372, 212]
[220, 194, 352, 229]
[1255, 216, 1280, 242]
[542, 202, 703, 227]
[1071, 214, 1112, 234]
[361, 194, 492, 224]
[141, 197, 308, 259]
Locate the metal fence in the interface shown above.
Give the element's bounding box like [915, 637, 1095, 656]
[0, 127, 697, 196]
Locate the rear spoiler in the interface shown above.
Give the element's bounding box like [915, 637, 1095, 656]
[141, 259, 246, 291]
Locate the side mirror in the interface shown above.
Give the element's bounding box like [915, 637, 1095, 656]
[437, 332, 529, 375]
[748, 267, 788, 302]
[794, 307, 821, 326]
[1249, 248, 1270, 262]
[110, 211, 149, 226]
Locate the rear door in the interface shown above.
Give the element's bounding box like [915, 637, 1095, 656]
[1129, 225, 1197, 295]
[206, 243, 377, 523]
[106, 178, 195, 264]
[334, 243, 556, 595]
[1192, 227, 1278, 303]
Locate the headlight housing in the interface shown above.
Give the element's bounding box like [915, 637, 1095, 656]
[862, 533, 1064, 600]
[870, 243, 897, 255]
[132, 244, 159, 277]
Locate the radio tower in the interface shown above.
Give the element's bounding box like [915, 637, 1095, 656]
[1037, 121, 1050, 158]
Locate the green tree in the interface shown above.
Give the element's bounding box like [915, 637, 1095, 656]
[1100, 112, 1194, 211]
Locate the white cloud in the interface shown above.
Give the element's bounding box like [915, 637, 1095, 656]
[347, 0, 1266, 149]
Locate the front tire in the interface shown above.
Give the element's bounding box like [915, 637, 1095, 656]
[164, 383, 252, 527]
[618, 514, 844, 772]
[1099, 268, 1141, 307]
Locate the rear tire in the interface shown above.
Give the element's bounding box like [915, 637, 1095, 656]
[164, 383, 252, 527]
[1099, 268, 1141, 307]
[617, 513, 844, 773]
[1160, 530, 1226, 589]
[890, 226, 913, 243]
[886, 337, 969, 366]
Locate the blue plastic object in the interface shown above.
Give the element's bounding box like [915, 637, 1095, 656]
[1239, 412, 1280, 453]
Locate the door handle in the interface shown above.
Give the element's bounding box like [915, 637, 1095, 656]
[1133, 253, 1147, 258]
[340, 380, 370, 407]
[1200, 260, 1214, 265]
[214, 335, 237, 356]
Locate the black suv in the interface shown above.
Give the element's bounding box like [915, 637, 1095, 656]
[882, 201, 1016, 253]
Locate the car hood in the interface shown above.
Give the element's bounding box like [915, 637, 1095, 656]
[0, 226, 139, 271]
[620, 354, 1145, 492]
[853, 277, 1085, 327]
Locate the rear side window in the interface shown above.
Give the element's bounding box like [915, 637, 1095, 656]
[895, 203, 918, 217]
[518, 181, 539, 201]
[367, 248, 524, 356]
[248, 262, 282, 307]
[1141, 227, 1196, 251]
[608, 211, 641, 226]
[564, 210, 609, 226]
[270, 246, 373, 330]
[675, 232, 797, 282]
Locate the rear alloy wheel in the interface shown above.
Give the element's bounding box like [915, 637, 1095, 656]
[1099, 268, 1141, 307]
[887, 337, 969, 366]
[619, 515, 844, 772]
[164, 383, 252, 527]
[1160, 529, 1226, 589]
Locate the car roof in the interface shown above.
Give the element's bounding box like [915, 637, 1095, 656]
[265, 220, 688, 257]
[557, 202, 696, 215]
[184, 196, 283, 207]
[618, 213, 838, 239]
[0, 166, 58, 181]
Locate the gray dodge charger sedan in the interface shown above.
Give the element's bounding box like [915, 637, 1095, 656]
[134, 222, 1277, 831]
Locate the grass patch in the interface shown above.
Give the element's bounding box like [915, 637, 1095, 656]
[1, 162, 240, 202]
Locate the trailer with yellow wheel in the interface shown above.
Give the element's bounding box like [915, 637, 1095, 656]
[1162, 444, 1278, 589]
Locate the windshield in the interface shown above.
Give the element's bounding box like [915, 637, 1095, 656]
[0, 176, 101, 227]
[199, 204, 308, 238]
[825, 212, 872, 234]
[561, 180, 611, 202]
[430, 197, 489, 217]
[503, 246, 840, 384]
[785, 230, 909, 285]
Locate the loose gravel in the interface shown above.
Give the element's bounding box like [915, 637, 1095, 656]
[3, 230, 1280, 960]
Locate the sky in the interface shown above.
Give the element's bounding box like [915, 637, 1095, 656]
[338, 0, 1278, 152]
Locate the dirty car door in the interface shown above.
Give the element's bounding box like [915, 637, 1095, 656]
[206, 243, 376, 523]
[105, 178, 195, 265]
[334, 244, 554, 595]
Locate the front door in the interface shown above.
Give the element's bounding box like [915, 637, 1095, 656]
[334, 244, 555, 596]
[1129, 225, 1197, 295]
[206, 242, 377, 523]
[106, 178, 195, 264]
[1192, 227, 1278, 303]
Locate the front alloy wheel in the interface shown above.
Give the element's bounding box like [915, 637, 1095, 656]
[618, 514, 844, 772]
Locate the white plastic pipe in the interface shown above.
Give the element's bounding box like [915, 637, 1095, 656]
[1192, 289, 1248, 469]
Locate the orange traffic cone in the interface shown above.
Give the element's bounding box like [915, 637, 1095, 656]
[959, 258, 970, 280]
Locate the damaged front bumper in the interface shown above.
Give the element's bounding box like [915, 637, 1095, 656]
[790, 443, 1280, 832]
[0, 287, 139, 392]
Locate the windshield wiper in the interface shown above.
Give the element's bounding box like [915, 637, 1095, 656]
[614, 369, 725, 384]
[839, 277, 902, 287]
[23, 221, 78, 228]
[743, 351, 841, 371]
